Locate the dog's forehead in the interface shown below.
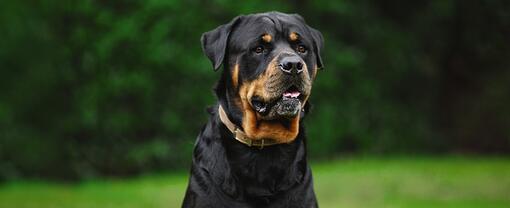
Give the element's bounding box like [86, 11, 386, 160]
[231, 13, 309, 44]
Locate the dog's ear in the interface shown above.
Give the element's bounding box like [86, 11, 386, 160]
[201, 16, 242, 71]
[307, 26, 324, 70]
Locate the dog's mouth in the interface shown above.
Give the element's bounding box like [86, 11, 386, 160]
[250, 85, 305, 120]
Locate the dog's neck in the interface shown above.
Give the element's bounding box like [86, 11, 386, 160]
[197, 105, 309, 200]
[218, 105, 286, 147]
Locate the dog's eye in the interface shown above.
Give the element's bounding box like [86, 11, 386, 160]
[297, 45, 307, 53]
[254, 46, 264, 54]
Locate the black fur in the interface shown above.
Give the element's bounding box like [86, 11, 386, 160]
[183, 12, 322, 208]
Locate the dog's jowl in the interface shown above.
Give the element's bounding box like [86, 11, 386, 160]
[182, 12, 324, 208]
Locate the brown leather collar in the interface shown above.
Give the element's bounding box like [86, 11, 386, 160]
[218, 105, 280, 148]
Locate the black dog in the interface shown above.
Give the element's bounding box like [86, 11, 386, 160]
[182, 12, 323, 208]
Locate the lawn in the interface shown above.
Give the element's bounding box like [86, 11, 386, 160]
[1, 157, 509, 208]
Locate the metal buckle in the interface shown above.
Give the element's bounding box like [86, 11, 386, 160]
[235, 128, 252, 147]
[233, 127, 268, 149]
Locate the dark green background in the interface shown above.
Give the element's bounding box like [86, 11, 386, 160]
[0, 0, 509, 180]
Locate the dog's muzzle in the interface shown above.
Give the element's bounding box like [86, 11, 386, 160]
[251, 54, 310, 120]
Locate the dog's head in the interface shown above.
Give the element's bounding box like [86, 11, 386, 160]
[202, 12, 323, 143]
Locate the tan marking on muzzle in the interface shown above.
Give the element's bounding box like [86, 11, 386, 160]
[232, 64, 239, 88]
[237, 56, 303, 143]
[312, 64, 318, 80]
[239, 84, 300, 143]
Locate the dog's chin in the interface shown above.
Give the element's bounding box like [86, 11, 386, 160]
[250, 87, 305, 120]
[270, 97, 302, 119]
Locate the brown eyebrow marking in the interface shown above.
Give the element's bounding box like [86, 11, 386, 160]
[289, 32, 299, 41]
[262, 33, 272, 43]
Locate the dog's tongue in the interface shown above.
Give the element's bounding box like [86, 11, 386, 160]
[283, 91, 300, 98]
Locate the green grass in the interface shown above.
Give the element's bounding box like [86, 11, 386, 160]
[1, 157, 509, 208]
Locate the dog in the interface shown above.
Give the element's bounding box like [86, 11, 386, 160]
[182, 12, 323, 208]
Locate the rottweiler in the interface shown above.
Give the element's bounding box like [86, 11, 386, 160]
[182, 11, 324, 208]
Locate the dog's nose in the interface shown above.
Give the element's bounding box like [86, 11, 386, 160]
[279, 56, 304, 75]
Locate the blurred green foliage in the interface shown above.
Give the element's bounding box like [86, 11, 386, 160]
[0, 0, 509, 179]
